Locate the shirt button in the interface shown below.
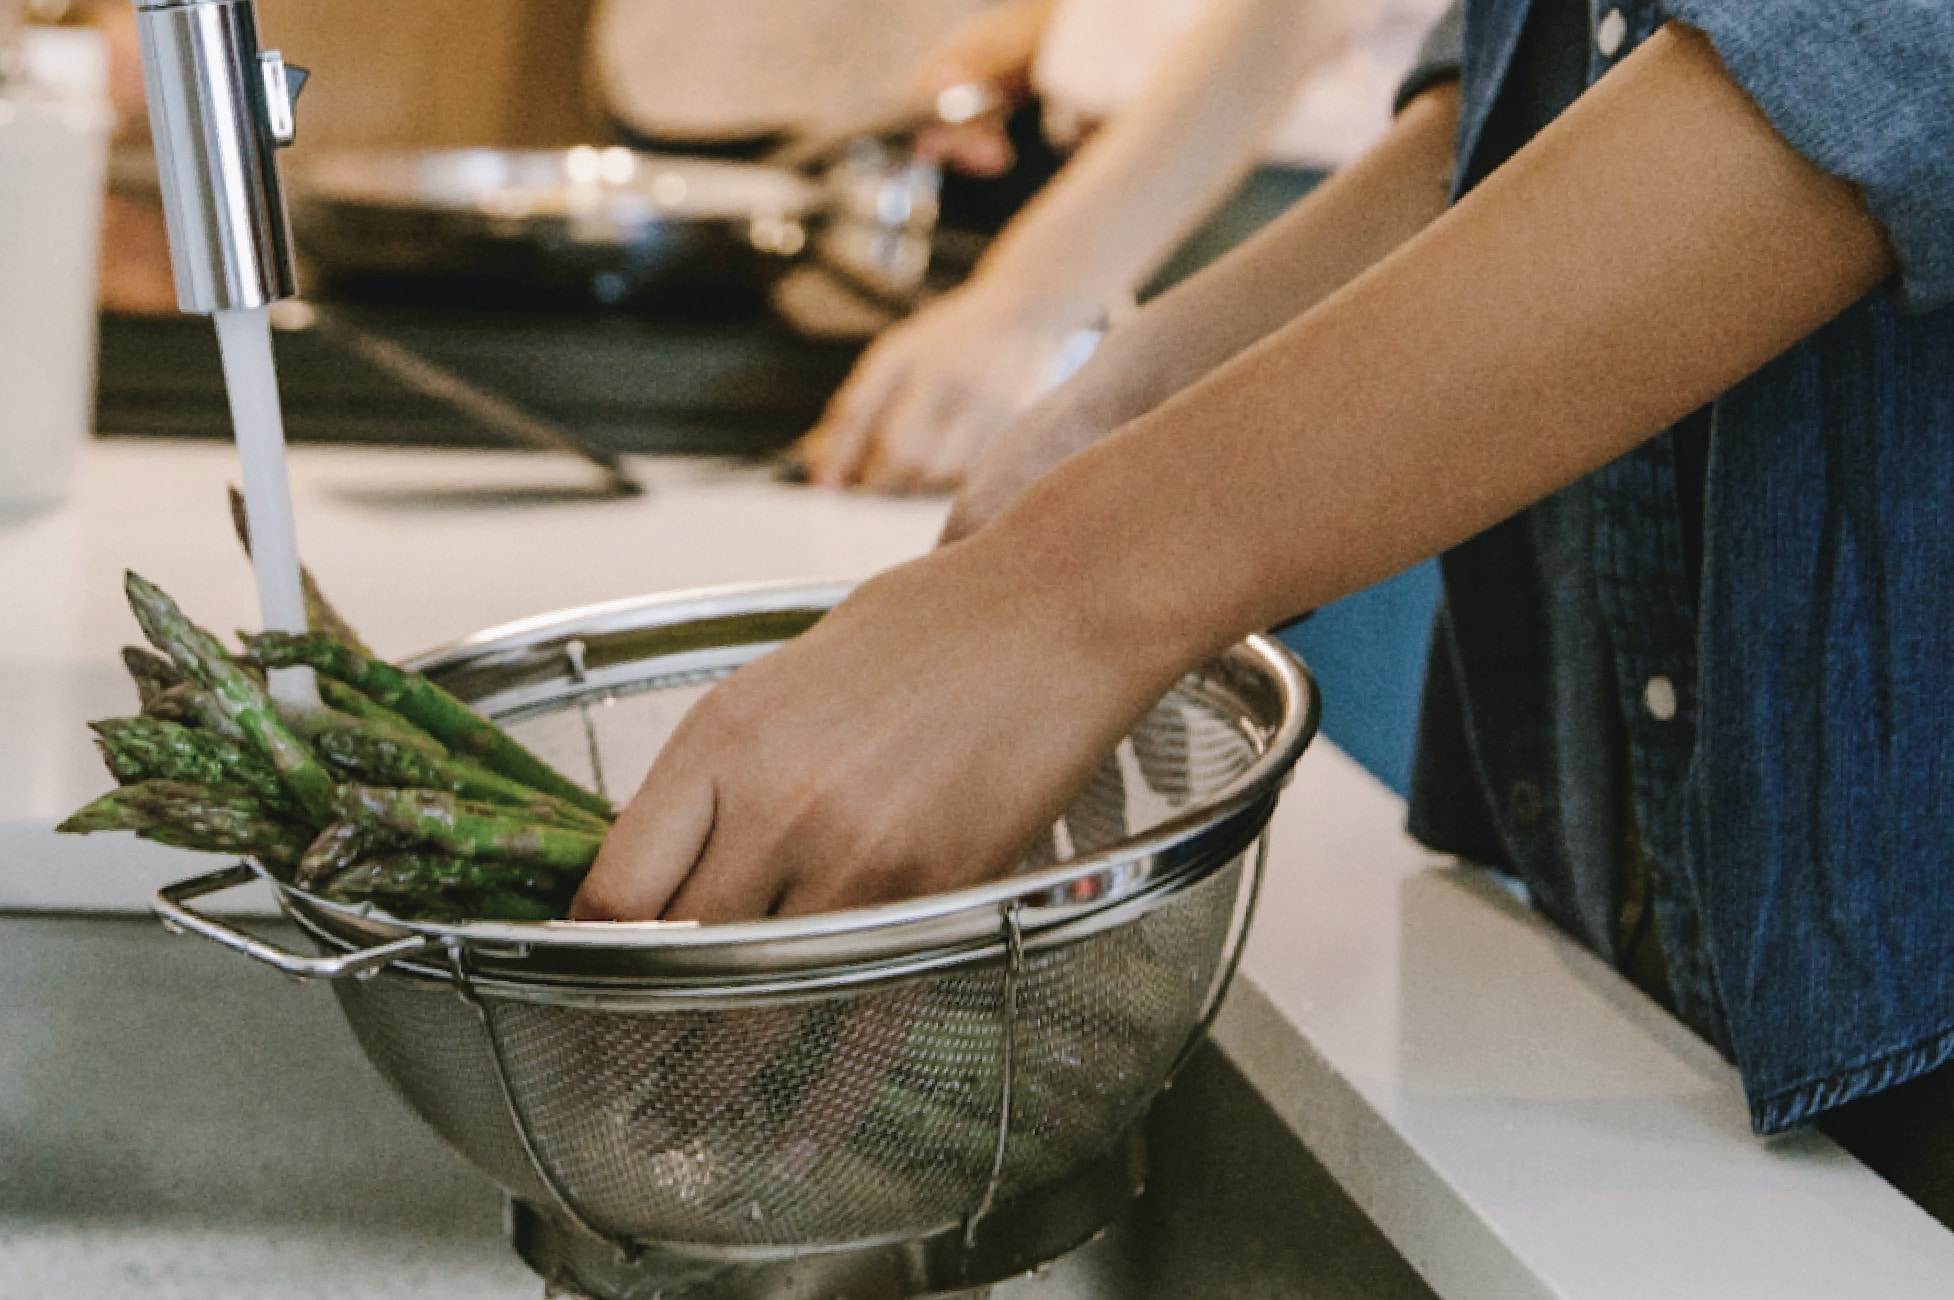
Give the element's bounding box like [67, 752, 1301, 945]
[1597, 9, 1628, 57]
[1508, 779, 1546, 828]
[1644, 676, 1678, 722]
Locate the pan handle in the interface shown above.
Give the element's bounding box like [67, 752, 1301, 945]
[153, 863, 437, 980]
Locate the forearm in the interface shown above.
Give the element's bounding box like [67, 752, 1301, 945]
[975, 0, 1372, 315]
[984, 25, 1892, 669]
[1068, 79, 1459, 425]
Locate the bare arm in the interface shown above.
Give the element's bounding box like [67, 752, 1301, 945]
[948, 79, 1460, 536]
[977, 0, 1373, 313]
[575, 24, 1894, 923]
[995, 23, 1890, 652]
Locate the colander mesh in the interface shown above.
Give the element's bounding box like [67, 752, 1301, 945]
[326, 653, 1268, 1248]
[331, 860, 1243, 1247]
[330, 968, 554, 1209]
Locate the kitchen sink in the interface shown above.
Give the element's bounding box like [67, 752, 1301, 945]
[0, 914, 1435, 1299]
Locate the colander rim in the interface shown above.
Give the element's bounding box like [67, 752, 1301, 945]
[278, 580, 1317, 964]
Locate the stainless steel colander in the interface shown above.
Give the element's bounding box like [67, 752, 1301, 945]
[153, 582, 1318, 1298]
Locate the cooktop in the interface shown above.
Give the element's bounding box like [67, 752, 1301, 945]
[95, 298, 865, 460]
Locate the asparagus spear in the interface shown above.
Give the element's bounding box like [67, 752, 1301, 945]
[317, 850, 569, 920]
[57, 787, 151, 834]
[141, 683, 262, 749]
[121, 646, 183, 706]
[314, 726, 609, 832]
[57, 779, 309, 870]
[227, 484, 371, 654]
[296, 819, 388, 890]
[315, 678, 446, 756]
[334, 784, 603, 871]
[147, 682, 339, 753]
[475, 889, 564, 921]
[316, 856, 465, 916]
[141, 681, 200, 724]
[124, 572, 339, 824]
[90, 716, 288, 808]
[248, 630, 610, 818]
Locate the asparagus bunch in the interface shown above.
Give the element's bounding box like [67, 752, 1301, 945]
[60, 562, 613, 923]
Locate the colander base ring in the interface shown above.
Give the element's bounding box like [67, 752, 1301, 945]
[510, 1124, 1146, 1300]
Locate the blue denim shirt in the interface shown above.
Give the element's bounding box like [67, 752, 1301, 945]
[1404, 0, 1954, 1133]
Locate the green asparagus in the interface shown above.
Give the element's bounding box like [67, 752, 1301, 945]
[90, 716, 288, 808]
[68, 569, 614, 921]
[59, 780, 309, 870]
[334, 784, 604, 871]
[314, 726, 609, 833]
[121, 645, 183, 706]
[315, 678, 446, 755]
[296, 819, 386, 890]
[245, 630, 611, 818]
[227, 485, 371, 654]
[125, 572, 338, 824]
[140, 680, 200, 724]
[316, 851, 572, 920]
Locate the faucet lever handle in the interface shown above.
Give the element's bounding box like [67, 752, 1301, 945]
[258, 49, 304, 147]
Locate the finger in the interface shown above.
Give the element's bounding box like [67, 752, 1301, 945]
[661, 814, 798, 924]
[806, 361, 906, 487]
[914, 124, 1015, 178]
[772, 868, 900, 918]
[858, 384, 968, 493]
[919, 397, 1008, 491]
[772, 840, 945, 916]
[570, 758, 716, 921]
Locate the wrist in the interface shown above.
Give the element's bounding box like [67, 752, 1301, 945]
[965, 243, 1125, 329]
[958, 460, 1231, 696]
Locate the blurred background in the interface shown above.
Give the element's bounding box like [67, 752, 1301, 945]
[1, 0, 1435, 793]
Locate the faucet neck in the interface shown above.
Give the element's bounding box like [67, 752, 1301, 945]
[134, 0, 303, 313]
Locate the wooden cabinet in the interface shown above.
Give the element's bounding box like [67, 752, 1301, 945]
[256, 0, 601, 154]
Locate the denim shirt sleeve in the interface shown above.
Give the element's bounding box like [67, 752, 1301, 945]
[1395, 1, 1466, 112]
[1660, 0, 1954, 312]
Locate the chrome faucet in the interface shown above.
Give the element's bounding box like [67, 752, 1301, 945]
[132, 0, 306, 313]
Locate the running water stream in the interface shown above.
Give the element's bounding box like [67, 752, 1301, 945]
[212, 307, 318, 708]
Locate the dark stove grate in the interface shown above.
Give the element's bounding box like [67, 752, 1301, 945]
[94, 305, 863, 459]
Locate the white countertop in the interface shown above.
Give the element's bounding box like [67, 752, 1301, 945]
[0, 440, 943, 911]
[6, 440, 1953, 1297]
[1232, 746, 1954, 1298]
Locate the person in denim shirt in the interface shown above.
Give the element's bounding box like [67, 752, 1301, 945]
[575, 0, 1954, 1224]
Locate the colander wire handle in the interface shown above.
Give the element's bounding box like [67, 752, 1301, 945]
[562, 638, 612, 803]
[1166, 830, 1270, 1083]
[445, 941, 627, 1255]
[153, 863, 437, 980]
[964, 901, 1026, 1249]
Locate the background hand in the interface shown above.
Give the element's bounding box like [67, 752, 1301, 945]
[797, 286, 1090, 494]
[906, 0, 1055, 177]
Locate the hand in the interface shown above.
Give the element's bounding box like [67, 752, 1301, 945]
[906, 0, 1054, 177]
[798, 286, 1092, 494]
[570, 538, 1185, 923]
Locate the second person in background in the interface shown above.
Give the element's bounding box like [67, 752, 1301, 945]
[799, 0, 1451, 492]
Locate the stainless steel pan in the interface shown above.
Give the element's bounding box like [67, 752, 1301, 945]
[290, 85, 1001, 309]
